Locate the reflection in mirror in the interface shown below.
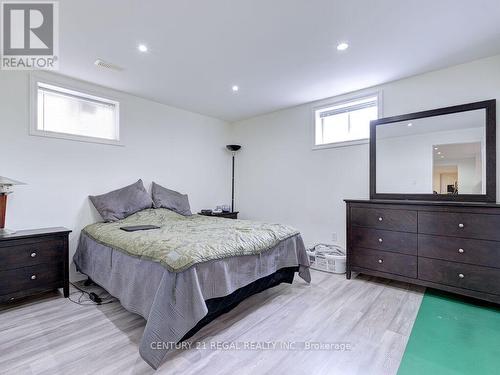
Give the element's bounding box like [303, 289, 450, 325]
[376, 109, 485, 194]
[432, 142, 484, 195]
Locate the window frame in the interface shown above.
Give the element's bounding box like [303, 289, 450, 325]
[311, 91, 383, 150]
[29, 74, 122, 146]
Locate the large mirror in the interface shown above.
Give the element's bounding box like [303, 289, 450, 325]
[371, 100, 496, 202]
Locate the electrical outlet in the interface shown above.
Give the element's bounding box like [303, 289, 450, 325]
[331, 232, 338, 242]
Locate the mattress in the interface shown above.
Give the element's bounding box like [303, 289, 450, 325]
[82, 208, 301, 272]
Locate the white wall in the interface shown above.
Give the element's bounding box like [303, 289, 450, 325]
[0, 71, 231, 279]
[456, 158, 479, 193]
[3, 54, 500, 280]
[230, 54, 500, 249]
[376, 127, 484, 194]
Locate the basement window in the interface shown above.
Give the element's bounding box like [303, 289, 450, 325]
[31, 80, 120, 145]
[313, 93, 380, 149]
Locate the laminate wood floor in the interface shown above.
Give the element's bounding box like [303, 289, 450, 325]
[0, 270, 424, 375]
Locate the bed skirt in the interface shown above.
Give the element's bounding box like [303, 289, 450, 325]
[74, 233, 310, 369]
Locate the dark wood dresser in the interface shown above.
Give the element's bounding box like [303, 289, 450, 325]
[346, 200, 500, 304]
[0, 227, 71, 303]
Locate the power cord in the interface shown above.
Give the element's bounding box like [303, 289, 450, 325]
[68, 282, 117, 306]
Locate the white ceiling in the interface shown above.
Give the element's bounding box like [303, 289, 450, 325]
[58, 0, 500, 122]
[378, 109, 485, 139]
[435, 142, 482, 160]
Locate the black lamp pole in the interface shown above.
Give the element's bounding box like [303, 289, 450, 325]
[226, 145, 241, 213]
[231, 153, 235, 212]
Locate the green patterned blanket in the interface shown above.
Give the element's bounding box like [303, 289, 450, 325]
[83, 208, 300, 272]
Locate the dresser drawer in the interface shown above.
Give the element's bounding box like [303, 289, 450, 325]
[351, 207, 417, 232]
[419, 258, 500, 296]
[350, 248, 417, 278]
[419, 212, 500, 241]
[419, 234, 500, 269]
[351, 227, 417, 255]
[0, 239, 64, 271]
[0, 263, 63, 296]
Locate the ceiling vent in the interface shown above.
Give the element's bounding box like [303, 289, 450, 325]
[94, 59, 124, 72]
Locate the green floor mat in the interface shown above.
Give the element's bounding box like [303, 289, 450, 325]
[398, 289, 500, 375]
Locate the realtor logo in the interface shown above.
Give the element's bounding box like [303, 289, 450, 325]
[1, 1, 59, 70]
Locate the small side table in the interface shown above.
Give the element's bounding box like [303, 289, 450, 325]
[0, 227, 71, 303]
[198, 211, 239, 220]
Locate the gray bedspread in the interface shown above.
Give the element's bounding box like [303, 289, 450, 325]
[74, 232, 310, 369]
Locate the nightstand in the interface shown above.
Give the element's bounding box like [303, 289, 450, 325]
[0, 227, 71, 303]
[198, 211, 239, 219]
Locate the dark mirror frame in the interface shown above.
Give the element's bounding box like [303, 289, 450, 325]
[370, 99, 496, 202]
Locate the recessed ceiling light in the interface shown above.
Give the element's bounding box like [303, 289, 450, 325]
[407, 123, 413, 127]
[434, 147, 439, 150]
[337, 42, 349, 51]
[138, 44, 148, 52]
[437, 151, 442, 155]
[232, 85, 239, 92]
[440, 155, 444, 158]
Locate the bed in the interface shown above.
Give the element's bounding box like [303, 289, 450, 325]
[73, 208, 310, 369]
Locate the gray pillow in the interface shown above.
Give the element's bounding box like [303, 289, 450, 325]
[151, 182, 192, 216]
[89, 179, 153, 222]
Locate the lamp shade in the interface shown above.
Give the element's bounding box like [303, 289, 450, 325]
[0, 176, 26, 186]
[226, 145, 241, 152]
[0, 176, 26, 194]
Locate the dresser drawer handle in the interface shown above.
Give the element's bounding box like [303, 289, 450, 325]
[30, 275, 37, 280]
[378, 238, 383, 243]
[378, 259, 383, 264]
[30, 252, 37, 258]
[458, 223, 464, 228]
[378, 217, 383, 222]
[458, 273, 465, 279]
[458, 248, 464, 254]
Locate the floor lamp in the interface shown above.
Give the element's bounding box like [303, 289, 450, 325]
[226, 145, 241, 213]
[0, 176, 26, 236]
